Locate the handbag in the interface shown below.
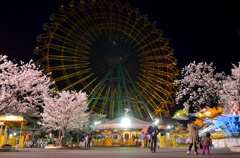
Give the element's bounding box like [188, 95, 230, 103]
[197, 137, 203, 150]
[199, 141, 203, 149]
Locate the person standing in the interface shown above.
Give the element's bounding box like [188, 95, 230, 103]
[187, 118, 201, 154]
[132, 133, 136, 145]
[201, 132, 212, 155]
[135, 134, 139, 145]
[16, 136, 20, 148]
[145, 132, 148, 147]
[140, 132, 145, 148]
[87, 135, 92, 148]
[31, 137, 37, 148]
[85, 134, 89, 148]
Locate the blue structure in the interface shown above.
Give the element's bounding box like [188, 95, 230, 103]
[188, 114, 240, 138]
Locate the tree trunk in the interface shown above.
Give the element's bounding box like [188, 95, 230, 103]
[58, 131, 61, 140]
[60, 129, 66, 145]
[76, 132, 80, 144]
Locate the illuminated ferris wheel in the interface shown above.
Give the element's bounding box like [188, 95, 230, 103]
[35, 0, 179, 120]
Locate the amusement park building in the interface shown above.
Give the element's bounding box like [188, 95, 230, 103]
[91, 116, 151, 146]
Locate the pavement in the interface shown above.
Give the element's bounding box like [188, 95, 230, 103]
[1, 147, 239, 158]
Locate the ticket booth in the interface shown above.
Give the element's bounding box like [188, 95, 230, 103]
[0, 115, 26, 148]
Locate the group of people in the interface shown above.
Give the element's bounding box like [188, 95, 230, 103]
[187, 118, 212, 155]
[83, 133, 92, 148]
[144, 118, 212, 155]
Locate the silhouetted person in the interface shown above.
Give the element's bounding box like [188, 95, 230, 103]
[147, 122, 159, 153]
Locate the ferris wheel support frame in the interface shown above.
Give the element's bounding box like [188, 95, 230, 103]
[122, 65, 154, 120]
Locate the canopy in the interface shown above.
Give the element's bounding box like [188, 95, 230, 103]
[92, 116, 151, 130]
[0, 115, 26, 127]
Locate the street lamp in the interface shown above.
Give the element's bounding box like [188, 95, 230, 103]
[94, 121, 101, 125]
[154, 119, 159, 125]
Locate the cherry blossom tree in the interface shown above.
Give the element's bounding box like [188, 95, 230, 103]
[219, 62, 240, 114]
[220, 63, 240, 101]
[38, 90, 90, 144]
[0, 55, 55, 116]
[174, 61, 226, 113]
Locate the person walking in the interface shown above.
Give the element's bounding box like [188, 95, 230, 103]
[187, 118, 201, 154]
[147, 122, 159, 153]
[140, 132, 145, 148]
[201, 132, 212, 155]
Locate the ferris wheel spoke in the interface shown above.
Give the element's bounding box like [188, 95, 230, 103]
[86, 64, 116, 107]
[136, 79, 165, 103]
[53, 70, 92, 82]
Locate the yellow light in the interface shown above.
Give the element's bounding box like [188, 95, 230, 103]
[6, 116, 18, 120]
[1, 116, 24, 121]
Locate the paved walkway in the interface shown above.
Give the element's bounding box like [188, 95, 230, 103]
[1, 147, 239, 158]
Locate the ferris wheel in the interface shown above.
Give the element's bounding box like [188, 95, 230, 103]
[34, 0, 179, 120]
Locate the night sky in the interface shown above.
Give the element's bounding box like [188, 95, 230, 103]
[1, 0, 240, 75]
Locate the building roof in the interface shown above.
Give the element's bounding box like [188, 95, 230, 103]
[92, 116, 151, 130]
